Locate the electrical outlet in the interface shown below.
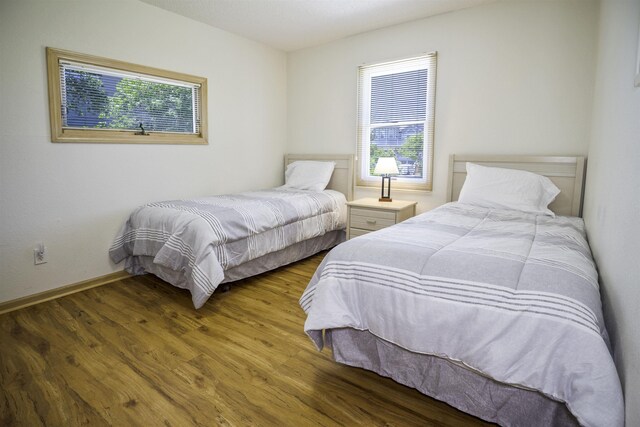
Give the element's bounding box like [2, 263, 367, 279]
[34, 244, 48, 265]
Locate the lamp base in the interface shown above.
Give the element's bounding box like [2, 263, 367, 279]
[379, 175, 393, 202]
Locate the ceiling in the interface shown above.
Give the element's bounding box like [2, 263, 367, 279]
[139, 0, 495, 52]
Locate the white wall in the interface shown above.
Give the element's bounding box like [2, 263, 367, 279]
[583, 1, 640, 425]
[287, 0, 598, 212]
[0, 0, 287, 303]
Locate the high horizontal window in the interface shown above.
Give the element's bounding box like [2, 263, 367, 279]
[46, 47, 208, 144]
[357, 54, 437, 191]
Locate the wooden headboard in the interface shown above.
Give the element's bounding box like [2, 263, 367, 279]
[284, 154, 354, 201]
[446, 155, 586, 217]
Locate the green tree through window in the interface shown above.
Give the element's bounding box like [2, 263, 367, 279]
[64, 70, 108, 119]
[398, 133, 424, 175]
[101, 79, 194, 132]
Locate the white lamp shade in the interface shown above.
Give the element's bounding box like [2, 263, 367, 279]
[374, 157, 399, 175]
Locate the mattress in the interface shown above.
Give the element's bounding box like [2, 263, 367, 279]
[300, 202, 623, 427]
[110, 188, 347, 308]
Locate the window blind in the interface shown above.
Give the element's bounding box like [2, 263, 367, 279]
[356, 53, 437, 191]
[59, 60, 201, 134]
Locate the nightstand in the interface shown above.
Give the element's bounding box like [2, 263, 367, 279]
[346, 198, 417, 240]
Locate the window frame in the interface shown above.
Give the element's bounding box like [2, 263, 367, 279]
[46, 47, 208, 145]
[356, 53, 437, 191]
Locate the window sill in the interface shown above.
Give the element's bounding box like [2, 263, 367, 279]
[356, 184, 433, 194]
[52, 129, 207, 145]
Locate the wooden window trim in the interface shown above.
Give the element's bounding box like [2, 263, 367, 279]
[356, 53, 437, 192]
[46, 47, 208, 145]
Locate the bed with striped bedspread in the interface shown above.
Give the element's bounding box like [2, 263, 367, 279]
[301, 202, 622, 427]
[110, 188, 346, 309]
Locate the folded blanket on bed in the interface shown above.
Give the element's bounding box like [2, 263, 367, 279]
[110, 188, 346, 308]
[301, 202, 623, 427]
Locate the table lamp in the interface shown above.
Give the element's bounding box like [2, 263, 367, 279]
[374, 157, 399, 202]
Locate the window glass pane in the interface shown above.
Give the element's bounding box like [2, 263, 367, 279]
[63, 67, 196, 133]
[369, 124, 424, 179]
[370, 69, 427, 124]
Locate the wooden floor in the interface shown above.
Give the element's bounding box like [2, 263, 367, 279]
[0, 253, 492, 426]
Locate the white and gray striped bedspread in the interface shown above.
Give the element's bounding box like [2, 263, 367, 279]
[110, 188, 346, 309]
[300, 202, 623, 427]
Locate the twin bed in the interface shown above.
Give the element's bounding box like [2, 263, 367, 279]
[301, 155, 622, 427]
[110, 154, 353, 308]
[110, 154, 622, 426]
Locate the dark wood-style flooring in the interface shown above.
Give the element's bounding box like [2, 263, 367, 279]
[0, 252, 492, 426]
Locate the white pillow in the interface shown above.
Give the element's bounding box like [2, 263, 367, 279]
[458, 163, 560, 216]
[282, 161, 336, 192]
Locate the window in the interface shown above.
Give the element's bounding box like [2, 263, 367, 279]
[46, 47, 207, 144]
[356, 53, 437, 190]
